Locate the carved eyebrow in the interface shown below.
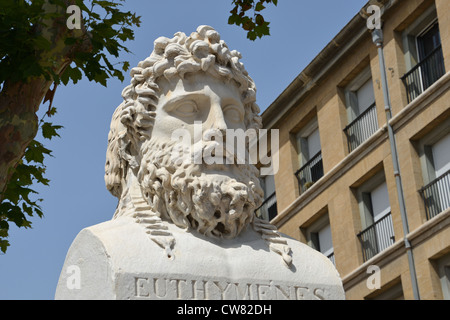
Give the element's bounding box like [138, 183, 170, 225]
[223, 97, 244, 108]
[162, 92, 206, 112]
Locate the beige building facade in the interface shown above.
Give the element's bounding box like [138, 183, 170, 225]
[258, 0, 450, 299]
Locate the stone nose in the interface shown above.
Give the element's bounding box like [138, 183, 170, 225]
[204, 100, 228, 135]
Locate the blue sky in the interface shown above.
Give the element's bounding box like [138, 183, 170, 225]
[0, 0, 367, 299]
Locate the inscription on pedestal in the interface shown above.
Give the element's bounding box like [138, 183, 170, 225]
[116, 274, 328, 300]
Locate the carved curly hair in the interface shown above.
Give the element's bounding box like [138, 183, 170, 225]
[105, 25, 262, 199]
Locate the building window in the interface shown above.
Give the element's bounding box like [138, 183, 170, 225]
[366, 280, 404, 300]
[255, 174, 277, 221]
[343, 67, 378, 152]
[435, 253, 450, 300]
[417, 122, 450, 220]
[294, 117, 324, 194]
[401, 6, 445, 103]
[355, 172, 395, 262]
[302, 214, 335, 265]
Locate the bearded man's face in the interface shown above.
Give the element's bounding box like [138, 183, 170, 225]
[137, 72, 264, 238]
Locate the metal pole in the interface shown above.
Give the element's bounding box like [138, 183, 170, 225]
[371, 29, 420, 300]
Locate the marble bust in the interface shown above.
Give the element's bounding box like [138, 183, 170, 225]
[55, 26, 345, 300]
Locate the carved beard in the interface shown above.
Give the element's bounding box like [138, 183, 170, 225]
[138, 138, 264, 239]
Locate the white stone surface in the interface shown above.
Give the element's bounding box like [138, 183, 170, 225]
[56, 217, 345, 300]
[55, 25, 345, 300]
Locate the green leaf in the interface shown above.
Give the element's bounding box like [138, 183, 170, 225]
[255, 2, 265, 12]
[0, 239, 10, 254]
[122, 61, 130, 72]
[47, 106, 57, 117]
[64, 37, 78, 46]
[227, 0, 276, 40]
[247, 30, 257, 41]
[24, 143, 45, 164]
[41, 122, 63, 139]
[33, 35, 52, 51]
[70, 67, 83, 85]
[255, 14, 265, 25]
[0, 219, 8, 229]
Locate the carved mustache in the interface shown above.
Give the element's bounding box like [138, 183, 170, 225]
[198, 140, 243, 164]
[174, 138, 249, 166]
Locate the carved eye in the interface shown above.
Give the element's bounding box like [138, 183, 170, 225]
[173, 101, 198, 117]
[223, 105, 244, 123]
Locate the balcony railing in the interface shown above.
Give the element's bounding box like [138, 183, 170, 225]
[344, 103, 378, 153]
[295, 151, 324, 194]
[255, 192, 277, 221]
[419, 169, 450, 221]
[357, 212, 395, 262]
[401, 44, 445, 104]
[327, 252, 336, 266]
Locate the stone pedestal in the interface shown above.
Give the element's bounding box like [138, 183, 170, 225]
[55, 217, 345, 300]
